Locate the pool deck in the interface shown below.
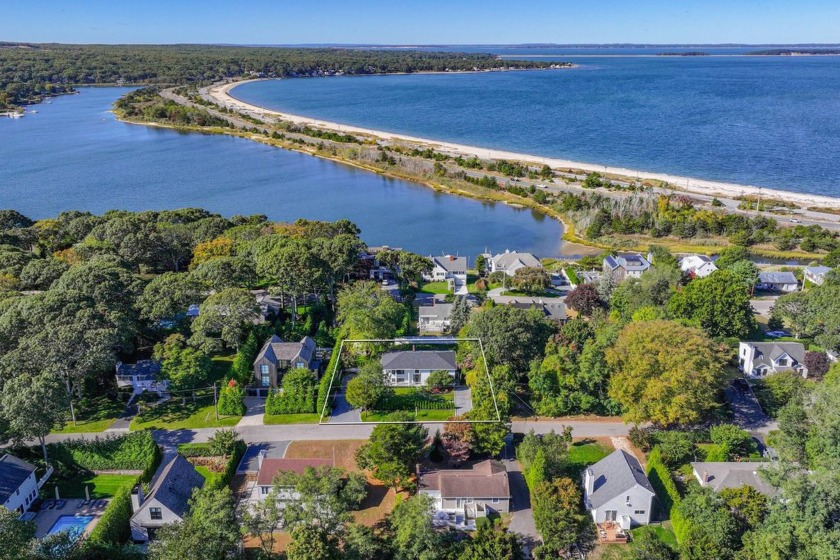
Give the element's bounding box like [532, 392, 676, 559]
[33, 498, 109, 538]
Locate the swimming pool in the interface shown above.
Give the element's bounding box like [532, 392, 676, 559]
[47, 515, 94, 537]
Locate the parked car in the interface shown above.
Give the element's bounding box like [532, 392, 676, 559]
[765, 330, 792, 338]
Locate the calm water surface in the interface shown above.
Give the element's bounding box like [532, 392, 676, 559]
[234, 54, 840, 196]
[0, 87, 564, 257]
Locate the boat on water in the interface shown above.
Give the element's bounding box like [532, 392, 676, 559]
[28, 109, 38, 114]
[8, 112, 24, 119]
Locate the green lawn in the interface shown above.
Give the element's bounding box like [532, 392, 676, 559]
[52, 396, 125, 434]
[264, 413, 321, 425]
[130, 397, 241, 431]
[564, 441, 612, 476]
[419, 281, 451, 295]
[43, 474, 137, 500]
[210, 354, 236, 383]
[362, 408, 456, 422]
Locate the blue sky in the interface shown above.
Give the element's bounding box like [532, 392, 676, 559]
[2, 1, 838, 45]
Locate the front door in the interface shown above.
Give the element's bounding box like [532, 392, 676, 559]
[605, 510, 617, 521]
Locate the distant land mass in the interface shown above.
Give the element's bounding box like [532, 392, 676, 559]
[656, 52, 709, 56]
[748, 48, 840, 55]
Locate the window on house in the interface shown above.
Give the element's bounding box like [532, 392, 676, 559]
[296, 361, 305, 369]
[492, 498, 499, 503]
[261, 486, 269, 495]
[260, 364, 269, 374]
[149, 507, 162, 520]
[634, 510, 646, 515]
[261, 373, 270, 387]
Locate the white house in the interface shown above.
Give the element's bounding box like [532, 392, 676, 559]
[583, 450, 656, 530]
[418, 460, 510, 530]
[252, 453, 332, 502]
[418, 302, 454, 333]
[424, 255, 468, 294]
[130, 455, 204, 543]
[691, 462, 777, 496]
[756, 271, 798, 292]
[680, 255, 718, 279]
[380, 350, 457, 386]
[487, 250, 542, 277]
[804, 266, 831, 286]
[0, 454, 40, 514]
[603, 253, 652, 283]
[738, 341, 808, 378]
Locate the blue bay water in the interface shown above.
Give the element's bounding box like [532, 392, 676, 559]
[0, 87, 564, 257]
[234, 54, 840, 196]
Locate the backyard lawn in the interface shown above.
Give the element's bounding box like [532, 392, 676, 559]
[264, 413, 321, 425]
[563, 439, 614, 477]
[52, 396, 125, 434]
[130, 396, 241, 431]
[43, 473, 137, 500]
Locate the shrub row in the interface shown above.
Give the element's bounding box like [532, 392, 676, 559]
[646, 446, 688, 542]
[177, 442, 215, 457]
[49, 431, 159, 473]
[205, 439, 246, 491]
[265, 370, 317, 415]
[316, 337, 344, 417]
[376, 392, 452, 412]
[87, 484, 133, 544]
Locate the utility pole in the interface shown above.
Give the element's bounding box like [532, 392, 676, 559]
[213, 383, 219, 420]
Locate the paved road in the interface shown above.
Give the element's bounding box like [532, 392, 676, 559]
[41, 419, 630, 447]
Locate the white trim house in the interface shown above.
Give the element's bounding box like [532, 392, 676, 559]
[0, 454, 40, 514]
[738, 341, 808, 378]
[418, 302, 454, 333]
[583, 450, 656, 530]
[418, 460, 511, 529]
[680, 255, 718, 279]
[380, 350, 457, 386]
[487, 250, 542, 277]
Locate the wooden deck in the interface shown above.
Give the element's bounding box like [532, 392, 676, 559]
[597, 522, 629, 544]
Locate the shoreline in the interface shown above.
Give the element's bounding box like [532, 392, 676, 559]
[213, 78, 840, 210]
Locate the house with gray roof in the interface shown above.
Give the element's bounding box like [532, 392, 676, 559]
[738, 341, 807, 378]
[488, 250, 542, 277]
[253, 334, 317, 390]
[804, 265, 832, 286]
[130, 455, 205, 543]
[0, 454, 40, 514]
[508, 299, 567, 323]
[691, 462, 777, 496]
[603, 253, 652, 283]
[680, 254, 718, 279]
[424, 255, 468, 295]
[418, 460, 510, 529]
[756, 271, 798, 292]
[418, 302, 454, 333]
[583, 450, 656, 530]
[380, 350, 457, 386]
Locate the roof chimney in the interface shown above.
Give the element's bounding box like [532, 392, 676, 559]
[257, 449, 267, 471]
[702, 471, 709, 484]
[584, 468, 595, 496]
[130, 484, 144, 513]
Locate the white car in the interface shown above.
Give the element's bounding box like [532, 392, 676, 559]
[765, 330, 792, 338]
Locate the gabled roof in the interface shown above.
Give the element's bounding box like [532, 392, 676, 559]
[691, 462, 777, 496]
[604, 253, 651, 273]
[586, 450, 655, 509]
[418, 460, 510, 499]
[380, 350, 457, 371]
[419, 303, 454, 320]
[115, 359, 161, 377]
[257, 458, 333, 486]
[758, 271, 798, 285]
[804, 266, 831, 276]
[0, 454, 36, 504]
[134, 455, 204, 520]
[492, 251, 542, 271]
[509, 300, 567, 321]
[430, 255, 467, 273]
[741, 341, 806, 370]
[255, 335, 316, 365]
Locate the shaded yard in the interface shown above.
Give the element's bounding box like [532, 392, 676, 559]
[130, 396, 241, 431]
[52, 396, 125, 434]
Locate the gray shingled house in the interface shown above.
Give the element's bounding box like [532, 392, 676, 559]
[738, 341, 807, 378]
[756, 271, 799, 292]
[130, 455, 205, 543]
[418, 302, 454, 333]
[583, 450, 656, 530]
[418, 460, 510, 528]
[488, 250, 542, 276]
[691, 462, 777, 496]
[603, 253, 652, 283]
[380, 350, 457, 386]
[252, 334, 317, 389]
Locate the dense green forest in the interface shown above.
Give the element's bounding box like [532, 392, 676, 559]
[0, 43, 554, 109]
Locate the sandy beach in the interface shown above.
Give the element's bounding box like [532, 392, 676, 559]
[208, 79, 840, 210]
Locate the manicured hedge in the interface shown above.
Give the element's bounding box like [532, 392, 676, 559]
[177, 442, 215, 457]
[646, 446, 688, 542]
[50, 431, 159, 473]
[205, 438, 246, 490]
[266, 369, 317, 414]
[316, 337, 344, 417]
[87, 484, 133, 544]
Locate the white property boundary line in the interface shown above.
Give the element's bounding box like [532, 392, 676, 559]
[318, 337, 501, 425]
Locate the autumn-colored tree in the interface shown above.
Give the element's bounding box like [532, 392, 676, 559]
[565, 283, 602, 316]
[190, 237, 234, 269]
[606, 320, 729, 426]
[441, 417, 475, 466]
